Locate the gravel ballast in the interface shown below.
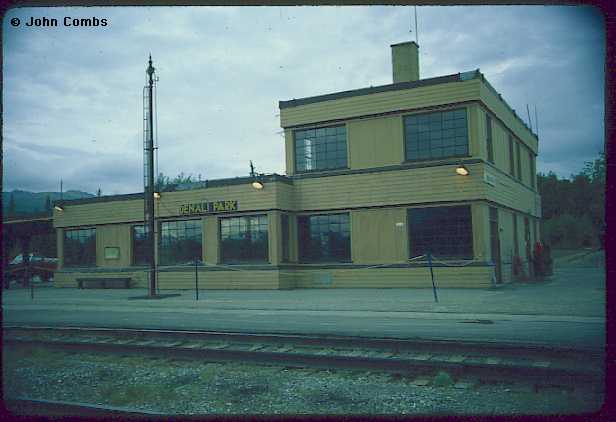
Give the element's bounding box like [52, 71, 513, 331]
[3, 345, 603, 416]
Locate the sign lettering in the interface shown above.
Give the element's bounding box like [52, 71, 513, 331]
[179, 200, 238, 216]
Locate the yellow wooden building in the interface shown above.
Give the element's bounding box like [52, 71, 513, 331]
[53, 42, 541, 289]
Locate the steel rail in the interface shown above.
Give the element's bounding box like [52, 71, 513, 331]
[3, 325, 603, 390]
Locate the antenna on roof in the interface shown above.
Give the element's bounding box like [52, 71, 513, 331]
[526, 104, 533, 132]
[414, 6, 419, 44]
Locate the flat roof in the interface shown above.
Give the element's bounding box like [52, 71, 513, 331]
[279, 73, 464, 109]
[53, 173, 292, 206]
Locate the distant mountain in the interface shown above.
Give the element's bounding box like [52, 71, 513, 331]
[2, 190, 95, 216]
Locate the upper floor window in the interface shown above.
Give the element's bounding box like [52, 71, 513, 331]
[220, 215, 268, 263]
[515, 141, 522, 182]
[529, 151, 536, 189]
[486, 114, 494, 163]
[294, 125, 347, 173]
[298, 213, 351, 263]
[408, 206, 473, 259]
[159, 219, 202, 265]
[508, 135, 515, 177]
[132, 225, 148, 266]
[404, 108, 468, 161]
[64, 228, 96, 267]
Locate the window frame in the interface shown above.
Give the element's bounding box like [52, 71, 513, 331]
[293, 124, 348, 174]
[298, 212, 351, 263]
[219, 214, 269, 264]
[403, 107, 470, 162]
[63, 227, 97, 268]
[508, 135, 516, 178]
[407, 205, 474, 260]
[131, 225, 149, 266]
[515, 141, 522, 182]
[485, 113, 494, 163]
[158, 218, 203, 266]
[281, 214, 290, 263]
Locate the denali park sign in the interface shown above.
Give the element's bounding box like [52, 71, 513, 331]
[179, 200, 238, 216]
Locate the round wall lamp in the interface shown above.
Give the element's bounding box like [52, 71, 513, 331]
[54, 205, 64, 212]
[153, 192, 161, 199]
[455, 163, 470, 176]
[251, 180, 264, 190]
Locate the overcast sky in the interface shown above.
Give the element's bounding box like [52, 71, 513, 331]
[3, 5, 605, 195]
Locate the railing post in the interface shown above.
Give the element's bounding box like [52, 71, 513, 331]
[428, 252, 438, 303]
[194, 258, 199, 301]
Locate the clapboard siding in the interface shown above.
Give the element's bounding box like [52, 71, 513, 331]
[280, 80, 481, 128]
[54, 182, 287, 228]
[291, 163, 485, 211]
[485, 169, 539, 216]
[292, 267, 492, 289]
[479, 83, 538, 154]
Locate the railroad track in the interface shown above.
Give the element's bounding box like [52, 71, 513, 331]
[4, 325, 604, 394]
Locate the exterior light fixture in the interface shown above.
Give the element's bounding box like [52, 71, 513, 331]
[54, 205, 64, 212]
[249, 160, 264, 190]
[153, 192, 161, 199]
[455, 163, 470, 176]
[251, 180, 264, 190]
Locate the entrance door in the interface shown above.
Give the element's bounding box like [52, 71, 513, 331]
[489, 207, 502, 283]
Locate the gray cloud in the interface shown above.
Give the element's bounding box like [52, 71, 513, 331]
[3, 5, 605, 195]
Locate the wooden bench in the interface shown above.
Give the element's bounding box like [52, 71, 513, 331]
[77, 278, 131, 289]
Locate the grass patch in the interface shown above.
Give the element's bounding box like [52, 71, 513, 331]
[99, 382, 181, 407]
[433, 371, 454, 387]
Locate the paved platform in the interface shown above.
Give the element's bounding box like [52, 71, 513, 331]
[2, 267, 605, 351]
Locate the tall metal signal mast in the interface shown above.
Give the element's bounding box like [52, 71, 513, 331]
[143, 55, 157, 297]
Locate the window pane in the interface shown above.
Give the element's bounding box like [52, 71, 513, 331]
[159, 220, 202, 265]
[298, 213, 350, 263]
[295, 125, 347, 172]
[408, 206, 473, 259]
[404, 108, 468, 161]
[220, 215, 269, 263]
[64, 228, 96, 267]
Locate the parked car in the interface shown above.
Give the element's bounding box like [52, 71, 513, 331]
[4, 254, 57, 286]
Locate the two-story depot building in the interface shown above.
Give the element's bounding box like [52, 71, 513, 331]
[53, 42, 541, 290]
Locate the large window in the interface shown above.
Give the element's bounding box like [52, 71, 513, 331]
[529, 150, 536, 189]
[281, 214, 290, 263]
[294, 125, 347, 172]
[408, 206, 473, 259]
[515, 141, 522, 181]
[404, 108, 468, 161]
[486, 114, 494, 163]
[64, 228, 96, 267]
[220, 215, 268, 263]
[132, 225, 149, 266]
[508, 135, 515, 177]
[298, 213, 350, 262]
[159, 220, 202, 265]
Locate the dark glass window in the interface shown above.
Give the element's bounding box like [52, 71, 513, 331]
[294, 125, 347, 173]
[486, 114, 494, 163]
[132, 225, 149, 266]
[529, 151, 536, 189]
[281, 214, 290, 263]
[298, 213, 350, 262]
[220, 215, 268, 263]
[159, 219, 202, 265]
[516, 141, 522, 181]
[64, 228, 96, 267]
[404, 108, 468, 161]
[408, 206, 473, 259]
[508, 135, 515, 177]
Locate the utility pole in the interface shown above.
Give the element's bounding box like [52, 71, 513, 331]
[145, 55, 157, 297]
